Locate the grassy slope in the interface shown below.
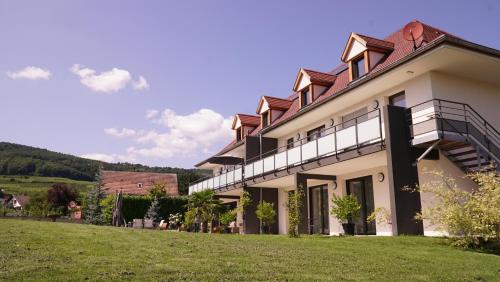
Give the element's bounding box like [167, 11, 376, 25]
[0, 219, 498, 281]
[0, 175, 94, 196]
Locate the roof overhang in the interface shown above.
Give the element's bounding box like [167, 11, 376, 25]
[262, 35, 500, 138]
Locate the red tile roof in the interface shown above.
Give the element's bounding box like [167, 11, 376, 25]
[200, 21, 478, 167]
[356, 33, 395, 50]
[236, 114, 260, 126]
[262, 96, 293, 111]
[302, 69, 337, 85]
[101, 170, 178, 196]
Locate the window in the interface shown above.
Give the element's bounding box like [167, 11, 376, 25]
[287, 138, 294, 149]
[262, 111, 269, 127]
[342, 107, 368, 128]
[352, 56, 366, 80]
[236, 128, 242, 141]
[137, 183, 143, 189]
[300, 88, 310, 107]
[307, 125, 325, 141]
[389, 91, 406, 108]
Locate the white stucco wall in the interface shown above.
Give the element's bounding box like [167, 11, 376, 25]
[430, 72, 500, 129]
[417, 152, 477, 236]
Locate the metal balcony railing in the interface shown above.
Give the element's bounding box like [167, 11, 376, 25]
[189, 108, 384, 194]
[407, 99, 500, 163]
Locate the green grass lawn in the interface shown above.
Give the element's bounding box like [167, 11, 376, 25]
[0, 175, 94, 196]
[0, 219, 498, 281]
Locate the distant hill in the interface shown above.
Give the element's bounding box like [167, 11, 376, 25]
[0, 142, 209, 195]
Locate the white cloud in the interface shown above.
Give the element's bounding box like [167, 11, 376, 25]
[7, 66, 52, 80]
[133, 75, 149, 90]
[104, 128, 137, 138]
[70, 64, 148, 93]
[80, 153, 136, 163]
[145, 109, 159, 119]
[86, 108, 233, 164]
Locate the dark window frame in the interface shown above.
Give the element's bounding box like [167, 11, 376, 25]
[351, 54, 366, 80]
[300, 88, 310, 108]
[262, 111, 269, 127]
[286, 138, 294, 149]
[236, 127, 242, 141]
[307, 125, 325, 142]
[389, 91, 406, 108]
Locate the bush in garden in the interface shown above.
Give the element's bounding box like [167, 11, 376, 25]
[47, 183, 79, 215]
[413, 169, 499, 248]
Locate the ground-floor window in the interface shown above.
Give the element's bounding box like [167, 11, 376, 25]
[309, 185, 329, 235]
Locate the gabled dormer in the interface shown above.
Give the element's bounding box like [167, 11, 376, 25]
[293, 68, 336, 109]
[341, 33, 394, 82]
[256, 96, 292, 128]
[231, 114, 260, 141]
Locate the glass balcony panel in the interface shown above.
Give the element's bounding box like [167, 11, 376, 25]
[263, 156, 275, 172]
[336, 126, 356, 150]
[253, 159, 263, 175]
[358, 118, 380, 143]
[287, 147, 301, 165]
[227, 170, 234, 184]
[275, 151, 287, 169]
[234, 168, 242, 182]
[220, 173, 227, 186]
[301, 140, 317, 161]
[318, 134, 335, 156]
[244, 164, 254, 178]
[214, 176, 220, 188]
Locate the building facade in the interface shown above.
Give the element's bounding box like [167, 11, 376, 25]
[189, 21, 500, 236]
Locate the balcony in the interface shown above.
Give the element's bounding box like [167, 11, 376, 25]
[189, 108, 385, 194]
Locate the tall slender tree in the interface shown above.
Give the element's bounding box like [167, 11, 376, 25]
[84, 170, 106, 225]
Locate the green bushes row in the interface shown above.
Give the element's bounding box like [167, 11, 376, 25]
[121, 196, 188, 223]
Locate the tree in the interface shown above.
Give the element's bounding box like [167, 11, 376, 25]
[256, 201, 276, 234]
[47, 183, 79, 215]
[101, 195, 115, 225]
[145, 197, 161, 222]
[148, 182, 166, 199]
[287, 186, 304, 238]
[84, 171, 106, 225]
[235, 190, 252, 233]
[186, 189, 222, 232]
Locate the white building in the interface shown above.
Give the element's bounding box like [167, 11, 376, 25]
[189, 21, 500, 236]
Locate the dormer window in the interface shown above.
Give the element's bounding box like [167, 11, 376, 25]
[351, 56, 366, 80]
[300, 88, 310, 107]
[341, 33, 394, 82]
[236, 128, 242, 141]
[262, 111, 269, 127]
[293, 68, 336, 109]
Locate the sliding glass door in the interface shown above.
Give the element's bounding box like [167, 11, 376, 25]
[346, 176, 376, 235]
[309, 185, 329, 234]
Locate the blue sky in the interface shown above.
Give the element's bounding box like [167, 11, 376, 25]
[1, 0, 499, 168]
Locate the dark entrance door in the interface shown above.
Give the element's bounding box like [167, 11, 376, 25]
[309, 185, 329, 234]
[346, 176, 376, 235]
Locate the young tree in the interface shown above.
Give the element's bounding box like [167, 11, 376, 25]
[287, 186, 304, 238]
[149, 182, 166, 199]
[256, 201, 276, 234]
[145, 197, 161, 222]
[84, 171, 106, 225]
[47, 183, 79, 215]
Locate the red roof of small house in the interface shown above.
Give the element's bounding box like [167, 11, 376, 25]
[101, 170, 178, 196]
[356, 33, 395, 50]
[233, 113, 260, 128]
[256, 96, 293, 113]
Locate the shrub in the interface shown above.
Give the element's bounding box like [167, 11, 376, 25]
[101, 195, 115, 225]
[149, 182, 166, 199]
[219, 210, 237, 226]
[330, 194, 361, 224]
[121, 195, 187, 223]
[287, 186, 304, 238]
[168, 212, 183, 229]
[256, 201, 276, 233]
[186, 190, 222, 232]
[413, 170, 499, 248]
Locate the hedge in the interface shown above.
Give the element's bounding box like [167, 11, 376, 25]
[121, 195, 188, 223]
